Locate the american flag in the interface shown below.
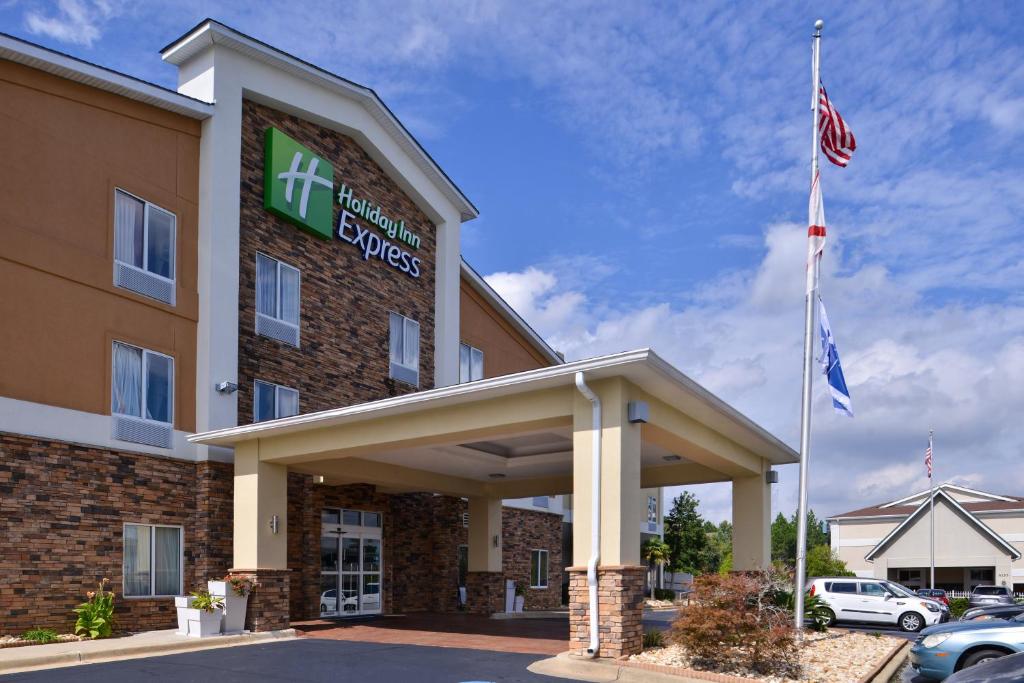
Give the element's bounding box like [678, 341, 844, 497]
[819, 84, 856, 167]
[925, 435, 933, 479]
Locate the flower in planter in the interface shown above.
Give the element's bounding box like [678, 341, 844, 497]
[225, 575, 253, 597]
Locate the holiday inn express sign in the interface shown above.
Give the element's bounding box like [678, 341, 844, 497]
[264, 127, 422, 278]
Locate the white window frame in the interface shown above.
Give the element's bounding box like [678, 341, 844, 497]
[255, 252, 301, 346]
[459, 342, 485, 383]
[530, 549, 549, 589]
[113, 188, 176, 292]
[122, 522, 183, 598]
[389, 312, 420, 387]
[253, 380, 299, 422]
[111, 341, 174, 427]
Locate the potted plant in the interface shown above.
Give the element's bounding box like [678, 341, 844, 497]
[183, 589, 223, 638]
[514, 582, 526, 613]
[174, 594, 194, 635]
[209, 575, 252, 634]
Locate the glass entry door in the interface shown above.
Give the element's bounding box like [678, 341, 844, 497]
[320, 509, 383, 617]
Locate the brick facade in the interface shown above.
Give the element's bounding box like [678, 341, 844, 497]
[502, 506, 564, 611]
[237, 100, 437, 426]
[229, 569, 290, 632]
[568, 565, 645, 658]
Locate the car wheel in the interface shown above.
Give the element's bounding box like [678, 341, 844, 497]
[320, 604, 326, 612]
[820, 607, 836, 626]
[961, 649, 1008, 669]
[899, 612, 924, 632]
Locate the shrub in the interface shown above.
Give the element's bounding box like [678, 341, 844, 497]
[73, 578, 115, 639]
[643, 629, 665, 649]
[671, 570, 799, 677]
[189, 589, 224, 613]
[949, 598, 969, 619]
[21, 628, 59, 644]
[653, 588, 676, 601]
[774, 588, 831, 631]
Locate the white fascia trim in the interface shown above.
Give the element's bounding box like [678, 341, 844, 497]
[827, 514, 909, 522]
[0, 32, 212, 119]
[0, 396, 232, 463]
[865, 490, 1021, 562]
[460, 259, 562, 366]
[160, 20, 476, 221]
[881, 483, 1015, 508]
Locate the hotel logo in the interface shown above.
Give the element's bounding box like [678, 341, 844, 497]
[264, 127, 334, 239]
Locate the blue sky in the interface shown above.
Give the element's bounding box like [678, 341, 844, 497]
[6, 0, 1023, 523]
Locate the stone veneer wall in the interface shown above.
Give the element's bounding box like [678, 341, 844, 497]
[0, 433, 233, 634]
[568, 566, 645, 658]
[236, 100, 437, 426]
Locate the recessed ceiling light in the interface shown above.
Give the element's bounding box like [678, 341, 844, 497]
[488, 473, 507, 479]
[662, 455, 682, 462]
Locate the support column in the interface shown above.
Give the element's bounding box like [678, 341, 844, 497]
[569, 378, 645, 658]
[732, 470, 771, 571]
[465, 496, 504, 614]
[233, 441, 290, 631]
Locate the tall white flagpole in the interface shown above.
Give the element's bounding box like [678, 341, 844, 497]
[929, 430, 935, 590]
[794, 18, 824, 634]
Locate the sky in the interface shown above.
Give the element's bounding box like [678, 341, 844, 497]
[5, 0, 1023, 524]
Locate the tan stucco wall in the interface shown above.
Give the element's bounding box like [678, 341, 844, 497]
[459, 278, 552, 378]
[0, 60, 200, 430]
[874, 499, 1012, 568]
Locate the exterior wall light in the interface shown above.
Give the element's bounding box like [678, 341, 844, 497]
[270, 514, 280, 534]
[765, 470, 779, 484]
[215, 381, 238, 394]
[492, 534, 500, 548]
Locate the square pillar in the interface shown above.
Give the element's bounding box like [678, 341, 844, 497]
[233, 441, 290, 631]
[732, 470, 771, 570]
[466, 496, 503, 614]
[570, 378, 645, 657]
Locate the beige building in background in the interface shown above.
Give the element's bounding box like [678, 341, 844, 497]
[829, 484, 1024, 592]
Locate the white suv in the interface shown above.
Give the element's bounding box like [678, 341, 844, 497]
[807, 577, 946, 632]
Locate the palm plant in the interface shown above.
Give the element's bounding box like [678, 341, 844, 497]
[642, 538, 671, 596]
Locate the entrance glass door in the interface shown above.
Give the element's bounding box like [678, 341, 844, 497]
[320, 509, 383, 617]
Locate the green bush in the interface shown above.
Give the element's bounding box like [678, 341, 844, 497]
[74, 579, 115, 639]
[643, 629, 665, 649]
[654, 588, 676, 601]
[949, 598, 969, 619]
[189, 589, 224, 613]
[21, 628, 59, 644]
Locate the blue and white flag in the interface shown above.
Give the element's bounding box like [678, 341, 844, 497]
[817, 297, 853, 417]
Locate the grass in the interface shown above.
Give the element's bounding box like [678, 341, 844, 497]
[21, 628, 59, 644]
[643, 629, 665, 649]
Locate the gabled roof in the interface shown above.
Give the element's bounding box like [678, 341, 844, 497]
[160, 19, 477, 222]
[830, 483, 1024, 520]
[460, 259, 563, 366]
[881, 483, 1017, 508]
[864, 488, 1021, 561]
[0, 32, 212, 119]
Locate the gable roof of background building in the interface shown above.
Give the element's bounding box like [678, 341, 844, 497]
[160, 18, 478, 222]
[0, 32, 213, 119]
[829, 483, 1024, 521]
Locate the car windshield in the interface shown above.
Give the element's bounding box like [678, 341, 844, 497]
[884, 582, 919, 598]
[975, 587, 1006, 595]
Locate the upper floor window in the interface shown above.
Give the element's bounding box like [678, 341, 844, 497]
[254, 380, 299, 422]
[459, 343, 484, 383]
[111, 341, 173, 448]
[113, 189, 176, 305]
[389, 312, 420, 386]
[256, 253, 300, 347]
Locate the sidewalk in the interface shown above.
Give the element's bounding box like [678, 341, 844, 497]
[0, 628, 296, 675]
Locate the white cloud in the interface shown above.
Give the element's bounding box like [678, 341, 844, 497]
[24, 0, 119, 47]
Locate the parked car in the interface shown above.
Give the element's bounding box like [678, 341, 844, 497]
[918, 588, 951, 606]
[807, 577, 945, 631]
[961, 604, 1024, 622]
[944, 650, 1024, 682]
[909, 613, 1024, 680]
[969, 586, 1015, 609]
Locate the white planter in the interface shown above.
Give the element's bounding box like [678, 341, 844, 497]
[174, 596, 194, 635]
[184, 607, 223, 638]
[514, 595, 525, 613]
[209, 580, 249, 634]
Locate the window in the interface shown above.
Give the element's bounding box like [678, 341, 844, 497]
[389, 312, 420, 386]
[530, 549, 549, 588]
[113, 189, 176, 304]
[256, 253, 301, 346]
[532, 496, 550, 508]
[123, 523, 182, 597]
[112, 342, 173, 447]
[825, 581, 857, 593]
[459, 343, 484, 383]
[859, 582, 888, 597]
[254, 380, 299, 422]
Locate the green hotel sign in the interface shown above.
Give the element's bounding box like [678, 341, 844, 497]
[263, 127, 422, 278]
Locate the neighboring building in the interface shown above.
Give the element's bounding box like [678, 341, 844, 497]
[829, 484, 1024, 592]
[0, 20, 795, 659]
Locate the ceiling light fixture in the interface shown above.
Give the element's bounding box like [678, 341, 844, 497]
[662, 455, 682, 462]
[488, 473, 506, 479]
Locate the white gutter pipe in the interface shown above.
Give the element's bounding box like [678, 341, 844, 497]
[574, 371, 601, 658]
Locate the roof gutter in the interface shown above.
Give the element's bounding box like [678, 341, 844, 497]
[574, 371, 601, 658]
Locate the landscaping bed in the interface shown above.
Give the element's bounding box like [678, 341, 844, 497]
[629, 629, 903, 683]
[0, 634, 86, 649]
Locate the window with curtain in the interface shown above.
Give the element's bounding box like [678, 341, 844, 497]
[255, 253, 300, 346]
[123, 523, 181, 597]
[113, 189, 176, 290]
[388, 312, 420, 386]
[112, 342, 173, 425]
[530, 549, 549, 588]
[458, 343, 484, 383]
[254, 380, 299, 422]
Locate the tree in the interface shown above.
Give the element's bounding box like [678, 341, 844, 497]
[664, 491, 710, 574]
[642, 537, 671, 595]
[805, 544, 854, 577]
[771, 509, 831, 567]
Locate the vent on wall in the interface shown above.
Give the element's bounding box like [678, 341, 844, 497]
[256, 314, 300, 347]
[115, 262, 175, 305]
[113, 416, 172, 449]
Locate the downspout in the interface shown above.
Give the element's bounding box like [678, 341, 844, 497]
[574, 371, 601, 657]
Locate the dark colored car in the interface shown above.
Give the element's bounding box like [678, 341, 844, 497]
[961, 604, 1024, 622]
[969, 586, 1015, 609]
[944, 650, 1024, 682]
[919, 588, 951, 606]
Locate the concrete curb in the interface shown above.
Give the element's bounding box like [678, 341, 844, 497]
[863, 641, 911, 683]
[0, 629, 297, 675]
[527, 651, 711, 683]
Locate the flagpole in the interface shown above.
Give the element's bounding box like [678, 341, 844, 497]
[794, 18, 824, 634]
[929, 430, 935, 590]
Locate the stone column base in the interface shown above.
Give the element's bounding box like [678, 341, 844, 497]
[229, 568, 290, 632]
[465, 571, 505, 615]
[568, 565, 645, 658]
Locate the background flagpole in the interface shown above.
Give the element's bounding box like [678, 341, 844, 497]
[929, 430, 935, 590]
[794, 18, 824, 634]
